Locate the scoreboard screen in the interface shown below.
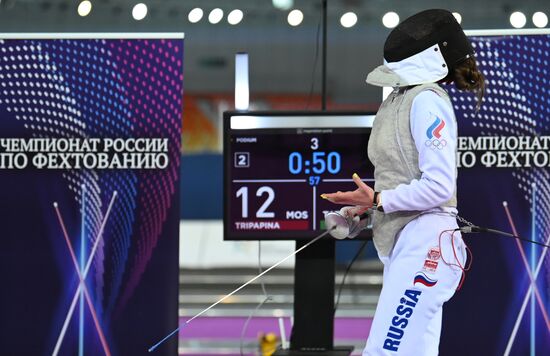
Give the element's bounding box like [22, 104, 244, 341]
[223, 111, 375, 240]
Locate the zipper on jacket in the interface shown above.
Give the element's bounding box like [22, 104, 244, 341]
[391, 87, 399, 102]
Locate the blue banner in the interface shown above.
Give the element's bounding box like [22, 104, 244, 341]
[441, 32, 550, 355]
[0, 35, 183, 355]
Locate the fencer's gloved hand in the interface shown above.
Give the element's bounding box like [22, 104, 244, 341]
[342, 206, 371, 239]
[325, 206, 371, 240]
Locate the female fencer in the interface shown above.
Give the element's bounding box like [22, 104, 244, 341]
[321, 9, 485, 355]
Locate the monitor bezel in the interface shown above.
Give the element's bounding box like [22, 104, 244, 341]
[223, 110, 376, 241]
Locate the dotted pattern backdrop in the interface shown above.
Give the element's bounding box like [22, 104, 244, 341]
[0, 37, 183, 332]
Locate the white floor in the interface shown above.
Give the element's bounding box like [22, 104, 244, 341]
[180, 220, 297, 269]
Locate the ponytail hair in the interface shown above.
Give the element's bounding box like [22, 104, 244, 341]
[448, 56, 485, 111]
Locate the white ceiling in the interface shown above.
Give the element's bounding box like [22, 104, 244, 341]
[0, 0, 548, 104]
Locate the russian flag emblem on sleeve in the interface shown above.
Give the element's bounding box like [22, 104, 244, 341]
[414, 272, 438, 287]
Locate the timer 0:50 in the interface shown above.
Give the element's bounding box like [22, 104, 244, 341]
[288, 151, 341, 175]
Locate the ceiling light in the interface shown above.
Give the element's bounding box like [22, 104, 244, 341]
[188, 8, 203, 23]
[452, 12, 462, 24]
[228, 9, 244, 25]
[209, 8, 224, 24]
[273, 0, 293, 11]
[132, 3, 147, 21]
[532, 12, 548, 28]
[287, 9, 303, 26]
[340, 12, 358, 28]
[235, 53, 249, 111]
[382, 12, 399, 29]
[77, 1, 92, 17]
[509, 11, 527, 28]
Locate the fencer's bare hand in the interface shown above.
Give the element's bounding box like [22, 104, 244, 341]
[321, 173, 374, 206]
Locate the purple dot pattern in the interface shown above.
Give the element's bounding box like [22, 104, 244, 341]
[109, 38, 183, 316]
[0, 38, 183, 330]
[37, 39, 137, 316]
[448, 34, 550, 242]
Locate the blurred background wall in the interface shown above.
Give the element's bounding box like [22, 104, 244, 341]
[1, 0, 549, 264]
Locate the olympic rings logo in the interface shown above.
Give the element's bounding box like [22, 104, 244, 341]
[425, 139, 447, 150]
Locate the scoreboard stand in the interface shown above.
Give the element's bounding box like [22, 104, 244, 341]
[276, 239, 354, 356]
[224, 111, 376, 355]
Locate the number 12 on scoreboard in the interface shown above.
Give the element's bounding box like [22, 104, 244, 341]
[235, 186, 275, 218]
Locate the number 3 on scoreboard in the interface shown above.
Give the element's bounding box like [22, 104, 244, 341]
[311, 137, 319, 150]
[236, 186, 275, 218]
